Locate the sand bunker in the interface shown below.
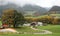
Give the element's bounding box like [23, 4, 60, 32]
[0, 28, 19, 33]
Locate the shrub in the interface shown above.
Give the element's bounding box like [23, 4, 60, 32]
[25, 15, 60, 25]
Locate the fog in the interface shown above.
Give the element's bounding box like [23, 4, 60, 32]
[0, 0, 60, 7]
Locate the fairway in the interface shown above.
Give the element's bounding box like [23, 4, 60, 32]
[0, 21, 2, 25]
[0, 25, 60, 36]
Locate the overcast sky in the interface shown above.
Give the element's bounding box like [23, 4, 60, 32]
[0, 0, 60, 7]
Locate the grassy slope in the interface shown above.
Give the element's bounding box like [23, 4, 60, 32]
[25, 14, 60, 18]
[50, 14, 60, 16]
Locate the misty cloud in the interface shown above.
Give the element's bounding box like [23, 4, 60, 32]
[0, 0, 60, 7]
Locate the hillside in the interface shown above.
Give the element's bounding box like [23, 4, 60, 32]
[49, 6, 60, 14]
[0, 3, 24, 17]
[49, 6, 60, 11]
[0, 3, 49, 17]
[23, 4, 48, 16]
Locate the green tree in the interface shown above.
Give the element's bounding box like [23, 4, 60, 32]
[14, 11, 25, 27]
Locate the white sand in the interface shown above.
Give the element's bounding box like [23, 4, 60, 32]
[0, 28, 19, 33]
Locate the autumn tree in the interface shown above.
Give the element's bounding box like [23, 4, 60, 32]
[2, 9, 25, 28]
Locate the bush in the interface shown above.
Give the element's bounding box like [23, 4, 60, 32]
[25, 15, 60, 25]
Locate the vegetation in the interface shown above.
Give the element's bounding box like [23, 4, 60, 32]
[0, 25, 60, 36]
[0, 21, 2, 26]
[25, 14, 60, 25]
[37, 25, 60, 33]
[0, 2, 60, 36]
[2, 9, 25, 28]
[50, 14, 60, 17]
[14, 12, 25, 27]
[14, 26, 42, 33]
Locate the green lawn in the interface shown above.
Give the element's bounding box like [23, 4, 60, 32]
[0, 33, 60, 36]
[14, 26, 43, 33]
[0, 25, 60, 36]
[37, 25, 60, 33]
[0, 19, 60, 36]
[0, 21, 2, 25]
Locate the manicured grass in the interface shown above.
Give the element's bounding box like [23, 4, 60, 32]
[0, 21, 2, 26]
[0, 25, 60, 36]
[0, 33, 60, 36]
[37, 25, 60, 33]
[0, 20, 60, 36]
[15, 26, 43, 33]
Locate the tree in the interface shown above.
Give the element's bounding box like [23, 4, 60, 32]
[2, 9, 25, 28]
[14, 11, 25, 27]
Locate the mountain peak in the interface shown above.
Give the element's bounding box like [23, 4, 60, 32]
[49, 6, 60, 11]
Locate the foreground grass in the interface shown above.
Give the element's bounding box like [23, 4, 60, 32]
[0, 33, 60, 36]
[37, 25, 60, 33]
[15, 26, 43, 33]
[0, 25, 60, 36]
[0, 21, 1, 23]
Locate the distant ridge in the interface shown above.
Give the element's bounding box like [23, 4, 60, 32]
[49, 6, 60, 11]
